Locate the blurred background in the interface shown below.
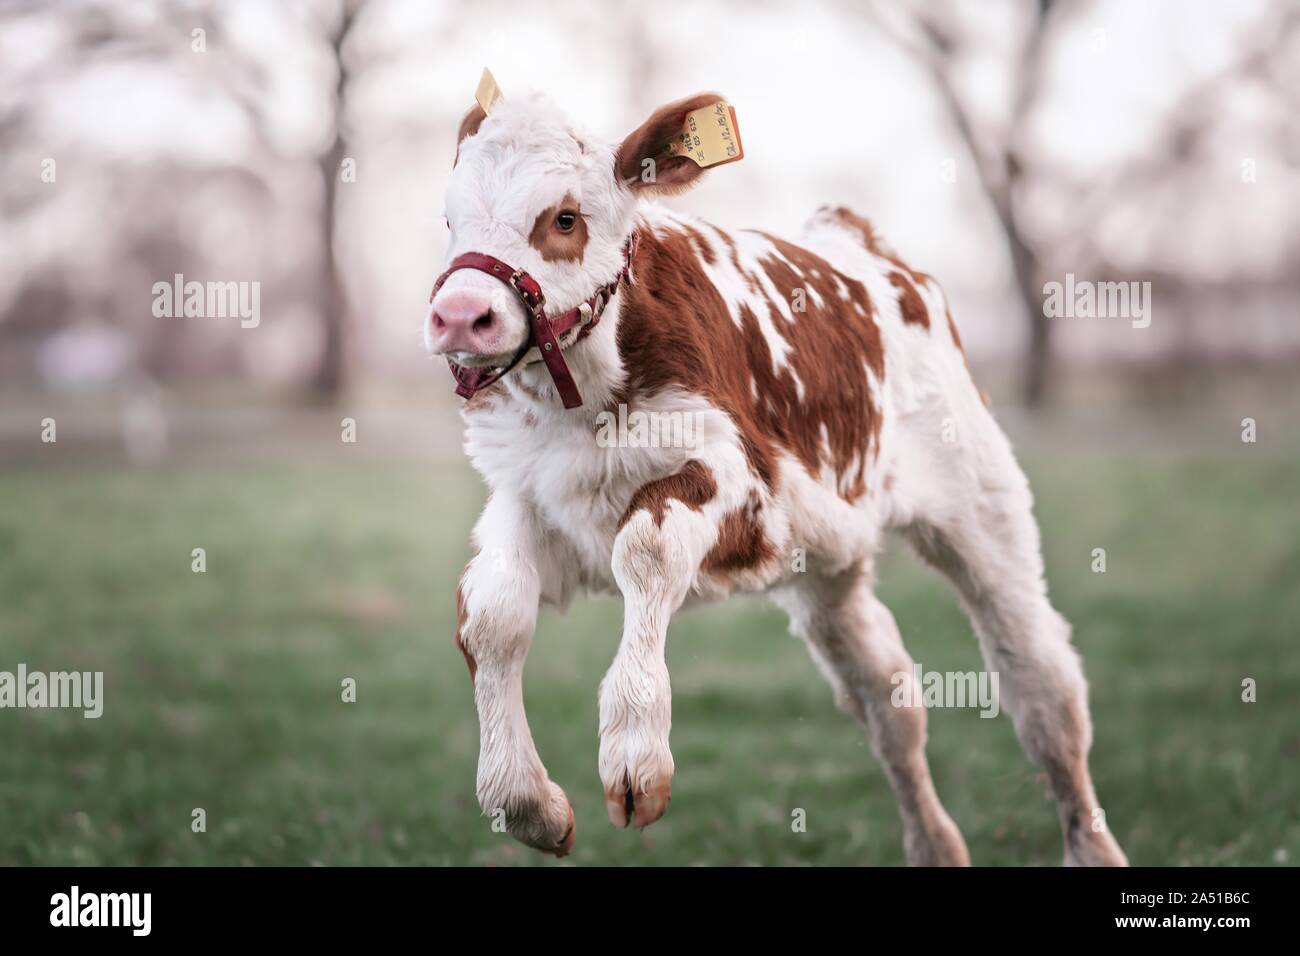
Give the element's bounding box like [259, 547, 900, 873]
[0, 0, 1296, 866]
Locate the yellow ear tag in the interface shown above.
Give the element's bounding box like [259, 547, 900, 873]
[661, 102, 744, 168]
[475, 68, 503, 115]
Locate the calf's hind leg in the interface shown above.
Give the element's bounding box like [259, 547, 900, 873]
[773, 566, 970, 866]
[902, 459, 1128, 866]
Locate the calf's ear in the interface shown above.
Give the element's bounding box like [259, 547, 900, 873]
[616, 92, 725, 195]
[453, 103, 487, 168]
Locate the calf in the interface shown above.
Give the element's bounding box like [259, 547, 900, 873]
[426, 89, 1128, 866]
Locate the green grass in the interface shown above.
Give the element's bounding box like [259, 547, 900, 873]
[0, 437, 1297, 866]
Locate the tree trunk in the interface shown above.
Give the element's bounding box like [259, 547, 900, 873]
[1003, 208, 1049, 405]
[312, 135, 345, 398]
[310, 5, 353, 400]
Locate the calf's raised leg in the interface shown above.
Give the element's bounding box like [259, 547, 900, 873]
[600, 460, 735, 829]
[457, 493, 575, 855]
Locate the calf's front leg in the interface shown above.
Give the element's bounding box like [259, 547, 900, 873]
[600, 462, 724, 829]
[457, 494, 575, 856]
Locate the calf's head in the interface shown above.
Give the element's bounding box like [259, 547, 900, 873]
[426, 91, 724, 366]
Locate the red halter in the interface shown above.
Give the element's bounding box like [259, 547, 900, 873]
[429, 233, 639, 409]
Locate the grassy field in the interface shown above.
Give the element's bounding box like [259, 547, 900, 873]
[1, 421, 1297, 866]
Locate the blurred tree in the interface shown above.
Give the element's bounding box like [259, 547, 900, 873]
[0, 0, 359, 400]
[313, 0, 359, 399]
[852, 0, 1299, 405]
[851, 0, 1062, 404]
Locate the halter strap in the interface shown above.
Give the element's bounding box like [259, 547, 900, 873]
[429, 232, 639, 409]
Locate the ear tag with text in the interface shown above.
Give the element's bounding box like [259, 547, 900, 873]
[475, 68, 503, 114]
[661, 102, 744, 168]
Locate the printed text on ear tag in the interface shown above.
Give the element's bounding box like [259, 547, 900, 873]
[661, 102, 744, 168]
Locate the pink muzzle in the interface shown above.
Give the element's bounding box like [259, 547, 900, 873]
[429, 233, 639, 409]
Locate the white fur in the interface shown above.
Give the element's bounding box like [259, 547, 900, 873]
[429, 95, 635, 367]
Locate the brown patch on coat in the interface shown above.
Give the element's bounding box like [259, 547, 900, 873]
[889, 272, 929, 328]
[616, 224, 886, 502]
[703, 492, 776, 575]
[825, 206, 886, 253]
[756, 232, 885, 497]
[454, 578, 477, 683]
[618, 459, 718, 530]
[678, 223, 717, 265]
[825, 205, 933, 286]
[528, 192, 589, 263]
[453, 104, 487, 168]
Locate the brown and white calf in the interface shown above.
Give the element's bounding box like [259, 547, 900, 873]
[426, 90, 1127, 866]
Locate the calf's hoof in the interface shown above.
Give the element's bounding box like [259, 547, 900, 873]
[903, 812, 971, 866]
[486, 780, 576, 857]
[538, 801, 577, 858]
[1065, 825, 1128, 867]
[605, 773, 672, 830]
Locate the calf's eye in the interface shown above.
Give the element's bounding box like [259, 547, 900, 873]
[555, 211, 578, 233]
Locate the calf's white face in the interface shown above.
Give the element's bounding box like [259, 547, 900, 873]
[426, 91, 724, 367]
[426, 94, 633, 367]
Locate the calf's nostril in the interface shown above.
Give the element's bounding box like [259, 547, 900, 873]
[472, 312, 494, 333]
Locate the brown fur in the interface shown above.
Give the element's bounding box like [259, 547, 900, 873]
[825, 205, 885, 253]
[529, 192, 589, 263]
[616, 93, 724, 195]
[454, 575, 477, 683]
[703, 491, 776, 575]
[617, 459, 718, 530]
[454, 104, 487, 168]
[889, 272, 929, 328]
[826, 206, 934, 287]
[616, 223, 885, 505]
[830, 206, 976, 382]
